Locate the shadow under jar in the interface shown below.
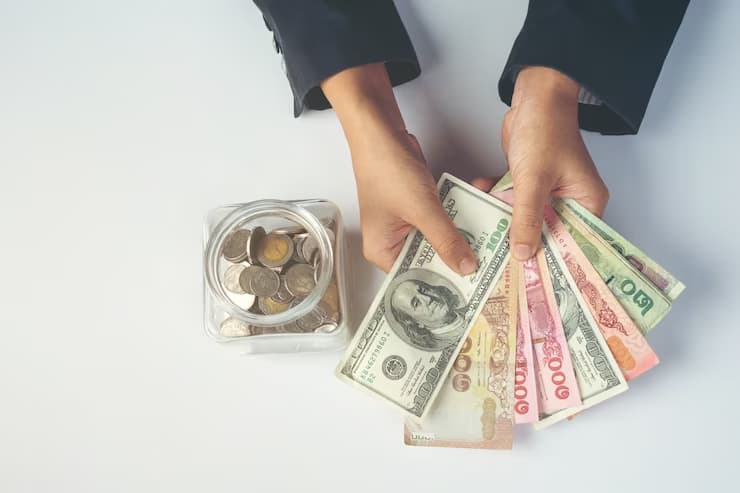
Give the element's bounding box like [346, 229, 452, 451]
[203, 199, 350, 354]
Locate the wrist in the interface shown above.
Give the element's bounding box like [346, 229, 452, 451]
[512, 66, 579, 116]
[322, 63, 407, 146]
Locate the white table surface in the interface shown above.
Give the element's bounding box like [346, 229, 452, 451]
[2, 1, 738, 491]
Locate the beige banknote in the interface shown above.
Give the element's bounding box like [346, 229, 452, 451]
[404, 262, 517, 449]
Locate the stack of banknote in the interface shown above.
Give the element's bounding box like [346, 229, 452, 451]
[335, 172, 683, 449]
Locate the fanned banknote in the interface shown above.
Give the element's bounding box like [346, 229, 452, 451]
[488, 188, 581, 416]
[543, 206, 659, 380]
[514, 266, 539, 423]
[534, 236, 628, 429]
[557, 198, 685, 300]
[336, 173, 512, 420]
[553, 202, 672, 335]
[404, 262, 517, 449]
[489, 172, 684, 301]
[522, 251, 582, 414]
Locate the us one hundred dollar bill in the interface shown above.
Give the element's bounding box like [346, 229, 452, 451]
[336, 173, 512, 421]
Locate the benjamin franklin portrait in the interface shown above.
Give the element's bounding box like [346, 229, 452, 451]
[384, 269, 467, 351]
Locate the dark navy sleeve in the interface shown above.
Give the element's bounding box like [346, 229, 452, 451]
[253, 0, 420, 117]
[499, 1, 690, 135]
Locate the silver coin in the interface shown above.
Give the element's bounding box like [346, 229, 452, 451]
[238, 265, 264, 295]
[249, 267, 280, 297]
[300, 235, 320, 266]
[245, 226, 266, 264]
[222, 229, 251, 263]
[271, 277, 294, 303]
[295, 301, 329, 332]
[219, 317, 252, 337]
[324, 228, 336, 246]
[315, 321, 339, 334]
[272, 224, 306, 235]
[321, 218, 336, 231]
[284, 264, 316, 297]
[257, 232, 294, 268]
[223, 264, 246, 293]
[225, 290, 256, 310]
[291, 236, 306, 263]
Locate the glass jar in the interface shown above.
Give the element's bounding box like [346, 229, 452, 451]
[202, 199, 350, 354]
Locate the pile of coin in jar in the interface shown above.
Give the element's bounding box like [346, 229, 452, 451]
[217, 221, 341, 338]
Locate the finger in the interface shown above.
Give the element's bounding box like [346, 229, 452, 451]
[411, 199, 478, 275]
[362, 236, 404, 274]
[471, 176, 499, 193]
[511, 173, 554, 261]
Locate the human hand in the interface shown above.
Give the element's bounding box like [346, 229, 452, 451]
[321, 63, 477, 274]
[489, 66, 609, 261]
[352, 131, 477, 274]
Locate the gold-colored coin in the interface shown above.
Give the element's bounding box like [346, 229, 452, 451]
[321, 278, 340, 320]
[258, 296, 291, 315]
[257, 233, 294, 268]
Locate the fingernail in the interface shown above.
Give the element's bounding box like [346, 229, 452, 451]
[513, 243, 534, 261]
[459, 256, 477, 275]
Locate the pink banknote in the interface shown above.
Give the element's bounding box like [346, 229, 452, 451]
[522, 254, 582, 414]
[543, 206, 659, 380]
[514, 263, 539, 423]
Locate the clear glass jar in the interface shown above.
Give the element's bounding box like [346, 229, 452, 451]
[202, 199, 350, 354]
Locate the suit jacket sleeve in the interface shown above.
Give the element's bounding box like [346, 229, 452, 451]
[253, 0, 420, 117]
[499, 1, 690, 135]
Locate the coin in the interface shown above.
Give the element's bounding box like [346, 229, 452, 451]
[321, 218, 336, 231]
[226, 290, 256, 310]
[295, 301, 329, 332]
[257, 232, 294, 268]
[258, 296, 291, 315]
[271, 277, 294, 303]
[238, 265, 264, 295]
[222, 229, 251, 263]
[325, 228, 336, 246]
[315, 321, 339, 334]
[249, 267, 280, 297]
[223, 264, 246, 293]
[301, 235, 320, 266]
[272, 224, 306, 235]
[220, 317, 252, 337]
[284, 263, 316, 297]
[292, 236, 306, 263]
[321, 279, 341, 320]
[245, 226, 266, 264]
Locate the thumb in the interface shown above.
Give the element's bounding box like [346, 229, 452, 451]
[511, 173, 554, 261]
[412, 198, 478, 275]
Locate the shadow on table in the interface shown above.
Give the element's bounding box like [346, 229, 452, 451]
[592, 138, 716, 383]
[343, 228, 381, 333]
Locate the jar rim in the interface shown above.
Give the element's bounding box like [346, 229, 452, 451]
[203, 199, 334, 327]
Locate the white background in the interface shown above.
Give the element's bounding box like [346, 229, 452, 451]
[1, 1, 738, 492]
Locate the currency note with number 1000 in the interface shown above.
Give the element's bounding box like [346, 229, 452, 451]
[336, 173, 513, 421]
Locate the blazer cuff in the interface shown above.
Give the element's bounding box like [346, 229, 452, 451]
[257, 0, 420, 117]
[498, 3, 688, 135]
